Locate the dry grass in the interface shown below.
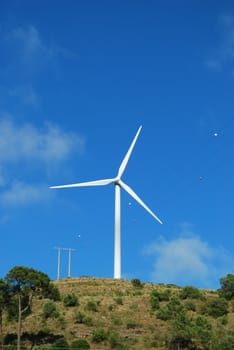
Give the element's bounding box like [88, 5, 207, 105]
[3, 277, 233, 349]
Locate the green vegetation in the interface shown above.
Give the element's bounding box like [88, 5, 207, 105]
[205, 297, 228, 318]
[71, 339, 90, 349]
[219, 274, 234, 300]
[63, 293, 79, 307]
[131, 278, 144, 289]
[85, 300, 98, 312]
[42, 300, 57, 319]
[2, 266, 234, 349]
[179, 285, 205, 300]
[92, 328, 107, 342]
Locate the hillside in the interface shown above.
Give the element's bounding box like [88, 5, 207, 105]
[3, 276, 234, 349]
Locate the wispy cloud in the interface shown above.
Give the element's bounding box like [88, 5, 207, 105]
[0, 116, 85, 165]
[7, 25, 53, 64]
[0, 181, 53, 206]
[0, 166, 5, 186]
[144, 229, 234, 288]
[5, 25, 74, 67]
[206, 14, 234, 72]
[8, 85, 39, 106]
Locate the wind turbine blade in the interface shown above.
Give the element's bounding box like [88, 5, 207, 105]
[117, 125, 142, 178]
[49, 178, 115, 189]
[119, 180, 163, 224]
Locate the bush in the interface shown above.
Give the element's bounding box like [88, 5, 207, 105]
[42, 300, 57, 318]
[74, 311, 93, 326]
[156, 296, 184, 321]
[219, 274, 234, 300]
[112, 315, 122, 325]
[184, 300, 196, 312]
[63, 293, 78, 307]
[156, 306, 172, 321]
[92, 328, 107, 343]
[108, 331, 122, 349]
[86, 300, 97, 312]
[180, 286, 205, 300]
[150, 289, 171, 309]
[51, 338, 69, 350]
[43, 283, 60, 301]
[71, 339, 90, 349]
[205, 297, 228, 318]
[131, 278, 144, 288]
[115, 296, 123, 305]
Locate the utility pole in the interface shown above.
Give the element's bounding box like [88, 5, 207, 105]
[54, 247, 61, 280]
[63, 248, 76, 277]
[54, 246, 76, 279]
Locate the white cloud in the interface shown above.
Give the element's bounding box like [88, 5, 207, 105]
[144, 232, 234, 288]
[0, 181, 52, 206]
[206, 14, 234, 71]
[6, 25, 74, 67]
[0, 116, 85, 165]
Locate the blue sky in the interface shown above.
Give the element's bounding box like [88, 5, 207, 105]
[1, 0, 234, 288]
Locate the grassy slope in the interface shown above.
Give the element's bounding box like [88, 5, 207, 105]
[3, 277, 234, 349]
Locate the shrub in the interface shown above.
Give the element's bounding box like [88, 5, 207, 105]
[112, 315, 122, 326]
[71, 339, 90, 349]
[43, 283, 60, 301]
[57, 315, 66, 329]
[42, 300, 57, 318]
[205, 297, 228, 318]
[115, 296, 123, 305]
[131, 278, 144, 288]
[219, 274, 234, 300]
[92, 328, 107, 343]
[184, 300, 196, 312]
[156, 296, 184, 321]
[150, 289, 171, 309]
[63, 293, 78, 307]
[86, 300, 97, 312]
[51, 338, 69, 350]
[180, 286, 205, 300]
[108, 330, 122, 349]
[156, 306, 172, 321]
[74, 311, 92, 325]
[150, 290, 161, 310]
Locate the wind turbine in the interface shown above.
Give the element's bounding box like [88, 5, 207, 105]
[50, 126, 162, 279]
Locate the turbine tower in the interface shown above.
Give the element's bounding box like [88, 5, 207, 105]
[50, 126, 162, 279]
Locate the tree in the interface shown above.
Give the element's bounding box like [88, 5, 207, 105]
[0, 279, 10, 350]
[5, 266, 50, 350]
[219, 274, 234, 300]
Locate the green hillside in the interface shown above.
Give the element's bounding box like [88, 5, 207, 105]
[2, 273, 234, 350]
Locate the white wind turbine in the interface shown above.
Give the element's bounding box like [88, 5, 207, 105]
[50, 126, 162, 279]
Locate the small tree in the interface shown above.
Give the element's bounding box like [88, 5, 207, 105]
[5, 266, 50, 350]
[219, 274, 234, 300]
